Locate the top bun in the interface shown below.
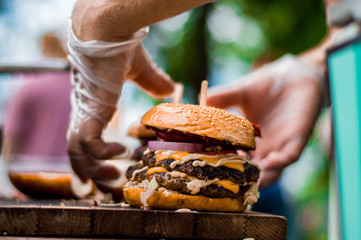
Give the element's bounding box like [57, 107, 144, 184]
[141, 103, 255, 149]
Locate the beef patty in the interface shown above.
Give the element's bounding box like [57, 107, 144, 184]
[142, 152, 260, 184]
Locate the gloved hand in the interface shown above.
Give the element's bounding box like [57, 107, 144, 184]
[66, 20, 174, 194]
[207, 55, 326, 189]
[66, 0, 215, 196]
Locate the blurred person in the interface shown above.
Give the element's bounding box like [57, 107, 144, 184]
[1, 33, 71, 174]
[2, 72, 71, 159]
[67, 0, 335, 198]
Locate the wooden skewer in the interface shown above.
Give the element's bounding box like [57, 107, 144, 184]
[199, 80, 208, 106]
[172, 83, 184, 103]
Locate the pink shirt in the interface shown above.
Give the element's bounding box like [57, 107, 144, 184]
[4, 72, 71, 161]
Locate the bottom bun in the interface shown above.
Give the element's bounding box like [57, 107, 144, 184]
[9, 172, 95, 199]
[123, 187, 248, 212]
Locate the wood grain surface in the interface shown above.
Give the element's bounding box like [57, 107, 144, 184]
[0, 199, 287, 240]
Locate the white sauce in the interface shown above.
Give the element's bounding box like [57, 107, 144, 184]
[143, 148, 151, 155]
[170, 171, 187, 178]
[140, 177, 158, 206]
[101, 202, 131, 207]
[131, 166, 149, 180]
[158, 187, 166, 192]
[175, 208, 197, 213]
[192, 158, 244, 168]
[155, 150, 175, 158]
[243, 181, 260, 205]
[163, 189, 171, 197]
[158, 186, 176, 197]
[186, 178, 220, 194]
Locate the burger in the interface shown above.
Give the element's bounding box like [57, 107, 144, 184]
[124, 103, 261, 212]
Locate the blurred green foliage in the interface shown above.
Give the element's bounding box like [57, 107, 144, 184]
[238, 0, 327, 57]
[161, 6, 209, 97]
[296, 135, 329, 240]
[144, 6, 211, 104]
[144, 0, 327, 103]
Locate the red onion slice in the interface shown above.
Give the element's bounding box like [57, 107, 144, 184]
[148, 141, 205, 152]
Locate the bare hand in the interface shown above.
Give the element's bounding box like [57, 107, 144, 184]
[207, 55, 324, 189]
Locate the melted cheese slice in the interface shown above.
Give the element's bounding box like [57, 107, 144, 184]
[155, 152, 190, 162]
[187, 175, 240, 194]
[200, 156, 244, 172]
[147, 167, 168, 175]
[154, 151, 244, 172]
[215, 179, 239, 194]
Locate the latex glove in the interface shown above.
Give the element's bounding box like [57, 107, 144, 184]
[207, 55, 326, 189]
[67, 20, 174, 194]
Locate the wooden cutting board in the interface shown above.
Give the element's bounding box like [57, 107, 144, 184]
[0, 199, 287, 240]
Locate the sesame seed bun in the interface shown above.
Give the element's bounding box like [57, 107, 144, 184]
[140, 103, 256, 149]
[123, 185, 248, 212]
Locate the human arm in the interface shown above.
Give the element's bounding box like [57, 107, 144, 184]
[67, 0, 214, 192]
[206, 26, 338, 189]
[72, 0, 215, 41]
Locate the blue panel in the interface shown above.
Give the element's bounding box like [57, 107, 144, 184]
[328, 40, 361, 240]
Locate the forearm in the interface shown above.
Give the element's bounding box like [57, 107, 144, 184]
[72, 0, 214, 41]
[299, 27, 338, 71]
[299, 0, 341, 70]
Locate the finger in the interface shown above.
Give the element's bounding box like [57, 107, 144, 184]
[69, 153, 121, 181]
[68, 130, 121, 181]
[92, 159, 135, 193]
[70, 167, 94, 198]
[258, 169, 283, 190]
[256, 136, 306, 188]
[252, 152, 286, 189]
[70, 158, 89, 183]
[78, 118, 128, 159]
[96, 183, 123, 200]
[67, 132, 90, 183]
[206, 85, 247, 109]
[128, 45, 175, 99]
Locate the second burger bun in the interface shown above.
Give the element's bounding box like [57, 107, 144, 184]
[124, 186, 248, 212]
[127, 119, 156, 140]
[141, 103, 255, 149]
[8, 172, 95, 199]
